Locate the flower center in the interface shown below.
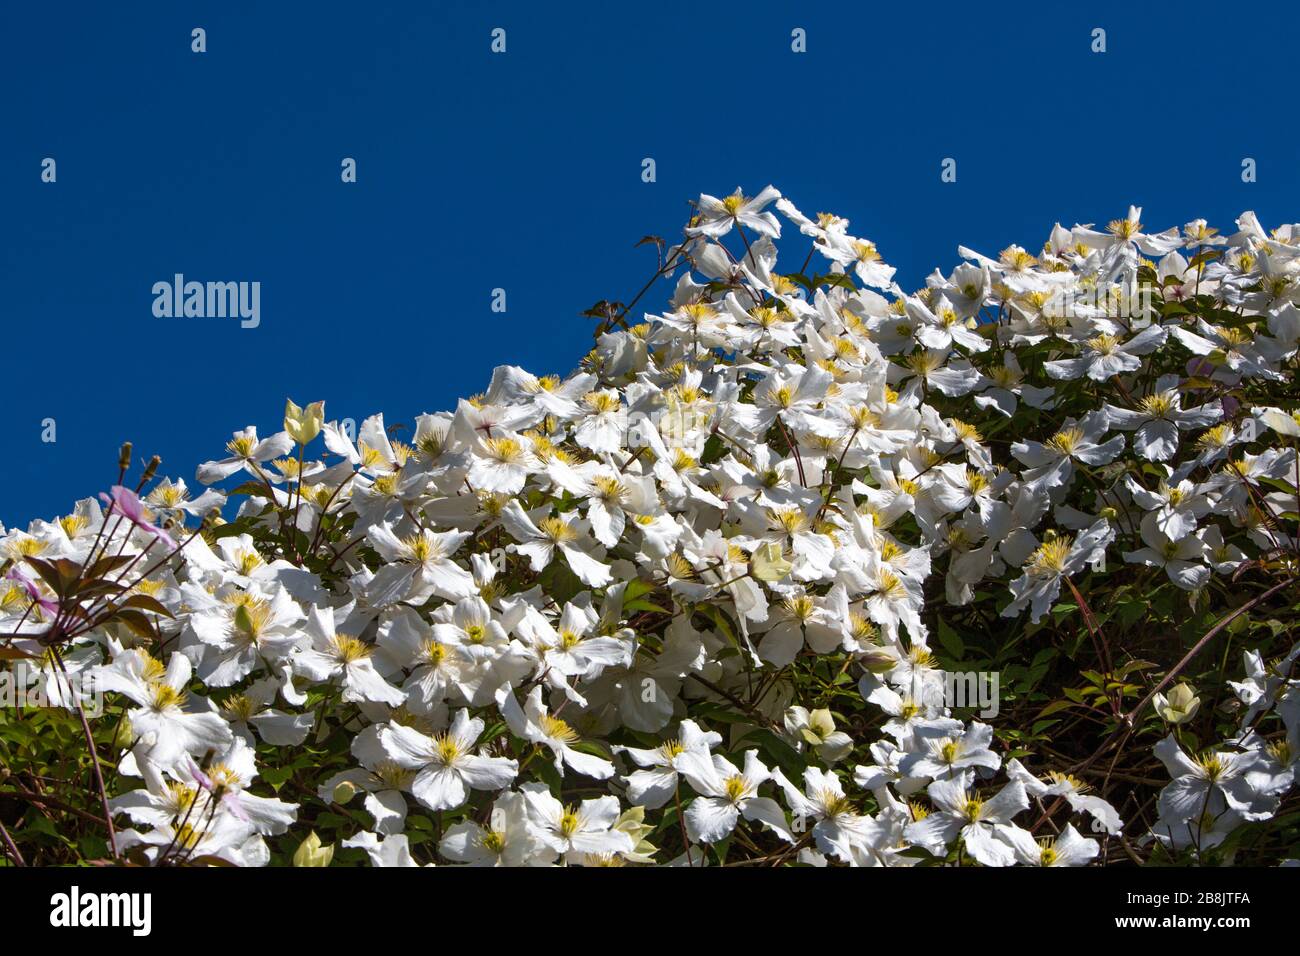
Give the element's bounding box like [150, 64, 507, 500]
[1028, 536, 1073, 577]
[540, 715, 579, 743]
[1045, 427, 1084, 456]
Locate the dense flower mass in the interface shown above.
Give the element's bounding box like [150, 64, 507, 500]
[3, 188, 1299, 867]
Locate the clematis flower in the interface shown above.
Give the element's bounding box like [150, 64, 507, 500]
[1123, 471, 1211, 540]
[1005, 759, 1122, 834]
[673, 749, 793, 845]
[439, 791, 553, 866]
[613, 719, 722, 810]
[904, 776, 1030, 867]
[900, 721, 1001, 782]
[499, 500, 611, 587]
[90, 649, 233, 780]
[197, 425, 294, 484]
[1044, 324, 1167, 382]
[687, 186, 782, 239]
[1153, 735, 1274, 823]
[998, 822, 1099, 867]
[1001, 519, 1114, 622]
[1103, 375, 1222, 461]
[378, 708, 518, 811]
[100, 485, 176, 548]
[771, 765, 873, 863]
[1122, 513, 1210, 591]
[496, 684, 615, 779]
[364, 521, 477, 604]
[518, 783, 635, 862]
[1011, 412, 1125, 494]
[293, 605, 406, 707]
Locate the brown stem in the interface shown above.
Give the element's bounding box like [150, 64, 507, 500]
[0, 786, 111, 828]
[673, 783, 693, 867]
[0, 818, 24, 866]
[51, 648, 118, 858]
[1063, 576, 1118, 713]
[1033, 573, 1299, 833]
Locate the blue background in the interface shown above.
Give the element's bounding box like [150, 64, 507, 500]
[3, 0, 1297, 527]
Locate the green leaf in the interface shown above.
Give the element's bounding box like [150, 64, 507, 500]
[118, 594, 174, 618]
[106, 608, 158, 639]
[625, 598, 670, 614]
[1034, 697, 1076, 717]
[24, 556, 81, 599]
[85, 554, 135, 579]
[936, 617, 965, 660]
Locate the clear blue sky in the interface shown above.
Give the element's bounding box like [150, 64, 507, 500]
[3, 1, 1297, 527]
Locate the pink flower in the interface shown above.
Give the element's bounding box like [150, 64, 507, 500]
[187, 759, 249, 822]
[5, 566, 59, 616]
[100, 485, 176, 549]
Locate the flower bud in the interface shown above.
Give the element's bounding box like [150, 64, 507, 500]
[141, 455, 161, 484]
[331, 781, 357, 804]
[284, 399, 325, 446]
[750, 542, 792, 582]
[807, 708, 837, 741]
[112, 715, 135, 751]
[860, 650, 896, 674]
[1154, 683, 1200, 725]
[292, 831, 334, 867]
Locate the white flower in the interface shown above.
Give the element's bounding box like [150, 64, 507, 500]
[772, 765, 871, 863]
[196, 426, 294, 485]
[673, 749, 793, 845]
[1123, 472, 1211, 540]
[496, 684, 615, 779]
[613, 719, 722, 810]
[439, 791, 553, 866]
[998, 822, 1099, 867]
[1011, 412, 1125, 493]
[294, 605, 406, 706]
[687, 186, 782, 239]
[1122, 513, 1210, 591]
[1004, 759, 1122, 834]
[1044, 325, 1167, 382]
[519, 784, 635, 861]
[91, 649, 233, 779]
[1104, 377, 1222, 461]
[342, 831, 422, 867]
[378, 709, 518, 811]
[904, 777, 1029, 866]
[1153, 735, 1276, 823]
[899, 722, 1001, 781]
[499, 500, 612, 587]
[365, 521, 477, 604]
[1002, 519, 1114, 622]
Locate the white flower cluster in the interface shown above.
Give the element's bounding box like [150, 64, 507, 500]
[3, 187, 1298, 867]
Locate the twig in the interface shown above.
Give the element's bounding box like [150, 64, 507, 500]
[0, 819, 24, 866]
[51, 648, 118, 858]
